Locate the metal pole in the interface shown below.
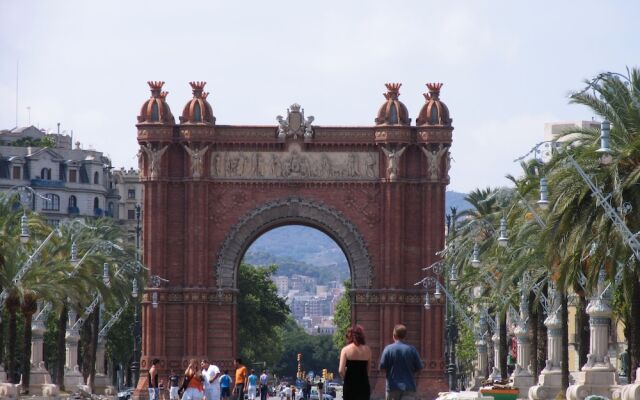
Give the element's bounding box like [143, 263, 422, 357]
[447, 295, 458, 391]
[131, 204, 142, 387]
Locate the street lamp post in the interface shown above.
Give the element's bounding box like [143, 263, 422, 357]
[131, 203, 142, 387]
[446, 266, 459, 391]
[416, 260, 459, 391]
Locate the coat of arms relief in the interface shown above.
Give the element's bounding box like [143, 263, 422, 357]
[277, 103, 314, 140]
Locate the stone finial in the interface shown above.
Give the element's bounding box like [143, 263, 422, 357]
[384, 83, 402, 100]
[426, 82, 443, 99]
[189, 81, 207, 97]
[147, 81, 165, 97]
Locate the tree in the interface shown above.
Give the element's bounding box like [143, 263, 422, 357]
[332, 279, 351, 350]
[238, 263, 290, 367]
[275, 318, 339, 378]
[542, 68, 640, 381]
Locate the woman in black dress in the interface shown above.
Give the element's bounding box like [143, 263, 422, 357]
[338, 325, 371, 400]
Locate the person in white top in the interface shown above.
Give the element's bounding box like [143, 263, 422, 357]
[201, 359, 222, 400]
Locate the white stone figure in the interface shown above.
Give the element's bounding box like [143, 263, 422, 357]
[211, 152, 222, 177]
[304, 115, 314, 139]
[381, 145, 407, 181]
[141, 144, 168, 179]
[421, 144, 448, 180]
[183, 144, 209, 178]
[137, 148, 145, 178]
[346, 153, 359, 177]
[365, 152, 377, 178]
[277, 115, 288, 139]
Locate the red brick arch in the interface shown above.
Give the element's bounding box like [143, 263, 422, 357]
[135, 82, 453, 399]
[215, 197, 373, 290]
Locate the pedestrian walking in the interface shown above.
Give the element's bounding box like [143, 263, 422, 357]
[168, 370, 181, 400]
[202, 359, 222, 400]
[339, 325, 371, 400]
[259, 369, 269, 400]
[317, 379, 324, 400]
[233, 358, 248, 400]
[247, 369, 258, 400]
[149, 359, 160, 400]
[303, 379, 312, 400]
[220, 370, 232, 400]
[379, 324, 425, 400]
[180, 359, 204, 400]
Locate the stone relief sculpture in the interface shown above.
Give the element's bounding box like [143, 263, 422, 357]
[303, 115, 314, 139]
[182, 144, 209, 178]
[421, 144, 449, 180]
[381, 145, 407, 181]
[365, 152, 378, 178]
[140, 144, 168, 179]
[276, 103, 314, 140]
[276, 115, 288, 139]
[209, 147, 378, 180]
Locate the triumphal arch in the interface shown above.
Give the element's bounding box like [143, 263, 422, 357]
[135, 81, 454, 398]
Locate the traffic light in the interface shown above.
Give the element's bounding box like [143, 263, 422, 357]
[297, 353, 302, 362]
[322, 369, 327, 380]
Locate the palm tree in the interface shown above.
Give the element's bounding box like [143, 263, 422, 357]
[448, 187, 519, 380]
[543, 67, 640, 382]
[20, 291, 38, 393]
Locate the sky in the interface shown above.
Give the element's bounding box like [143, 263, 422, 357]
[0, 0, 638, 193]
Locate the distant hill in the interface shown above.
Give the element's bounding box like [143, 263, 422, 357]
[446, 190, 471, 213]
[243, 191, 470, 282]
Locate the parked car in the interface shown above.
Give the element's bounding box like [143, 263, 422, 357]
[309, 387, 334, 400]
[117, 387, 134, 400]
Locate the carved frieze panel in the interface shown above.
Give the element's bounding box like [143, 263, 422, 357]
[209, 143, 378, 180]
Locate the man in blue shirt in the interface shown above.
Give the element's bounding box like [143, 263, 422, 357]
[379, 324, 424, 400]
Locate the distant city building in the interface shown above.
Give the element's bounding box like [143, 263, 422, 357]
[273, 270, 346, 333]
[112, 167, 143, 243]
[0, 126, 119, 226]
[272, 275, 289, 298]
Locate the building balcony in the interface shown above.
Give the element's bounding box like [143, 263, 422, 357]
[68, 206, 80, 215]
[30, 178, 65, 188]
[94, 208, 103, 217]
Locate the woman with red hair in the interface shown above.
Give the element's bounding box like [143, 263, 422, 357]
[338, 325, 371, 400]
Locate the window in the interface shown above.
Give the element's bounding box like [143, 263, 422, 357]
[40, 168, 52, 180]
[93, 197, 99, 210]
[46, 219, 60, 228]
[193, 102, 202, 122]
[94, 171, 100, 184]
[128, 209, 136, 220]
[128, 189, 136, 199]
[12, 166, 21, 179]
[69, 195, 77, 208]
[69, 169, 77, 183]
[42, 193, 60, 211]
[151, 102, 159, 121]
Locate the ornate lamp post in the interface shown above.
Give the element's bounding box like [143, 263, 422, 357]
[416, 260, 459, 391]
[131, 203, 142, 387]
[446, 265, 459, 391]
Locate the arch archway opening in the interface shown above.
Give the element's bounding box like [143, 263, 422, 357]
[243, 224, 350, 327]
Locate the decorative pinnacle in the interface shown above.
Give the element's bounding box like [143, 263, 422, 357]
[160, 91, 169, 99]
[426, 82, 443, 99]
[290, 103, 301, 112]
[189, 81, 207, 97]
[147, 81, 165, 97]
[383, 83, 402, 100]
[202, 92, 210, 100]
